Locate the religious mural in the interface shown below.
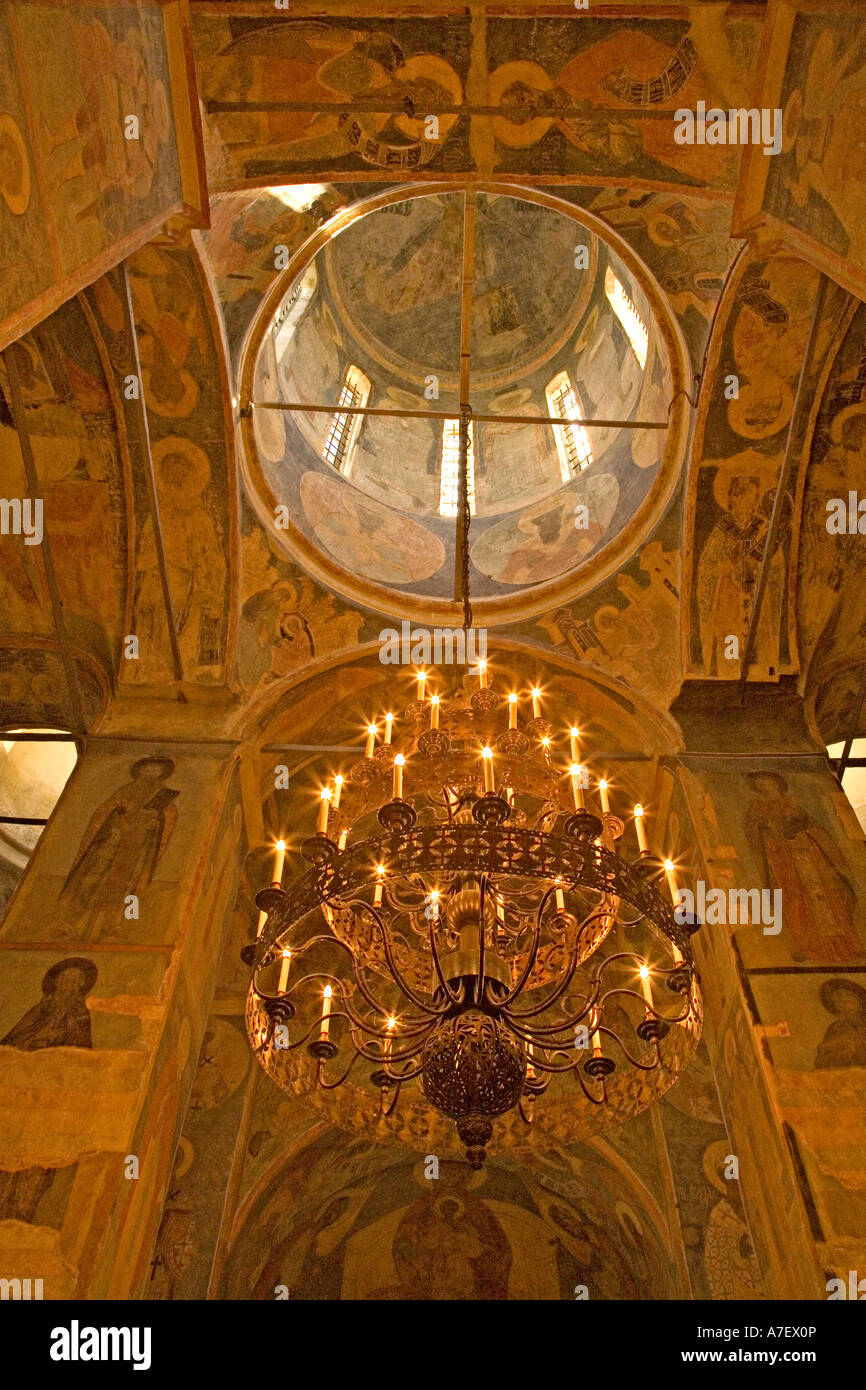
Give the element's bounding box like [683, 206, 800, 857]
[194, 11, 762, 193]
[734, 1, 866, 301]
[0, 0, 206, 350]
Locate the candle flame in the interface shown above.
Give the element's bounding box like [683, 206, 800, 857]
[320, 787, 332, 801]
[663, 858, 675, 872]
[598, 780, 607, 792]
[634, 803, 644, 817]
[531, 687, 541, 698]
[386, 1016, 396, 1031]
[431, 694, 439, 705]
[394, 753, 405, 766]
[508, 693, 518, 703]
[569, 762, 580, 776]
[570, 725, 579, 737]
[334, 774, 343, 787]
[481, 745, 493, 760]
[323, 985, 333, 999]
[275, 839, 286, 851]
[367, 723, 377, 735]
[639, 964, 650, 980]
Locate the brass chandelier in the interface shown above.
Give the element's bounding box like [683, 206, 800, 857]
[244, 664, 702, 1168]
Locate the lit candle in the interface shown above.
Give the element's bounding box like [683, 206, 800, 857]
[590, 1007, 602, 1057]
[504, 785, 514, 807]
[526, 1040, 536, 1080]
[481, 745, 495, 793]
[663, 859, 685, 964]
[598, 779, 611, 815]
[332, 773, 343, 809]
[273, 838, 287, 884]
[638, 963, 653, 1012]
[365, 723, 377, 759]
[384, 1016, 396, 1059]
[427, 889, 440, 920]
[417, 670, 427, 701]
[338, 827, 349, 851]
[569, 726, 580, 764]
[373, 864, 385, 907]
[317, 787, 332, 835]
[531, 687, 541, 719]
[555, 878, 564, 913]
[633, 804, 649, 854]
[393, 752, 405, 799]
[278, 948, 292, 993]
[320, 985, 333, 1041]
[384, 712, 394, 745]
[430, 694, 440, 730]
[478, 659, 488, 690]
[508, 693, 518, 729]
[541, 736, 551, 761]
[569, 762, 585, 810]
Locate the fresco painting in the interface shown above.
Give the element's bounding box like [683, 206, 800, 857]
[734, 2, 866, 301]
[0, 0, 206, 351]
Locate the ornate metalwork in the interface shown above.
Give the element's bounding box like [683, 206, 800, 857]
[245, 669, 703, 1166]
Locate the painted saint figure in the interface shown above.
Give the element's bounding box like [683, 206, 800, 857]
[743, 772, 860, 963]
[59, 757, 179, 939]
[814, 978, 866, 1069]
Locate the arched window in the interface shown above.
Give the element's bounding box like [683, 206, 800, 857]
[545, 370, 593, 481]
[0, 729, 78, 921]
[322, 364, 371, 477]
[273, 264, 317, 359]
[439, 418, 476, 517]
[827, 739, 866, 835]
[604, 266, 648, 370]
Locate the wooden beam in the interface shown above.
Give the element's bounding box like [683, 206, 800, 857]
[3, 349, 87, 737]
[119, 263, 185, 684]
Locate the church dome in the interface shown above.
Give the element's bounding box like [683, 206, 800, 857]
[243, 186, 688, 618]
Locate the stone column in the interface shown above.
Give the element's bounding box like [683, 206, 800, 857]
[0, 737, 244, 1298]
[670, 683, 866, 1300]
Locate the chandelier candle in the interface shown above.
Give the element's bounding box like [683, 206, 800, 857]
[373, 865, 385, 906]
[663, 860, 685, 964]
[384, 712, 394, 745]
[317, 787, 332, 834]
[320, 985, 333, 1041]
[570, 726, 580, 764]
[570, 762, 585, 810]
[598, 780, 611, 814]
[481, 745, 495, 793]
[332, 774, 343, 809]
[338, 827, 349, 850]
[508, 693, 518, 728]
[531, 687, 542, 719]
[634, 804, 649, 853]
[393, 753, 405, 799]
[555, 878, 565, 912]
[639, 963, 654, 1012]
[384, 1017, 396, 1059]
[278, 949, 292, 993]
[430, 694, 440, 729]
[478, 659, 488, 690]
[590, 1007, 603, 1058]
[417, 670, 427, 700]
[365, 724, 377, 758]
[256, 839, 287, 937]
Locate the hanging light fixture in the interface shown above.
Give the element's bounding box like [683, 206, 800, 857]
[244, 676, 701, 1168]
[244, 411, 700, 1167]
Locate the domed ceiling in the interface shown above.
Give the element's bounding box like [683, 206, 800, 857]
[243, 188, 686, 615]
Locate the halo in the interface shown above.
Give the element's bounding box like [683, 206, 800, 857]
[0, 113, 31, 216]
[152, 435, 211, 498]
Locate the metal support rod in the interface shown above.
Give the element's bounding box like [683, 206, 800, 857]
[454, 191, 476, 609]
[119, 263, 185, 684]
[737, 276, 827, 701]
[251, 400, 667, 430]
[0, 816, 48, 826]
[3, 350, 87, 737]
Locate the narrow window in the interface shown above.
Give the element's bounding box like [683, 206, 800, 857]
[604, 266, 648, 370]
[545, 371, 593, 481]
[439, 418, 476, 517]
[322, 364, 370, 477]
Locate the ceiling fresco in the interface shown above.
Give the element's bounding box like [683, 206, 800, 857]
[242, 187, 685, 612]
